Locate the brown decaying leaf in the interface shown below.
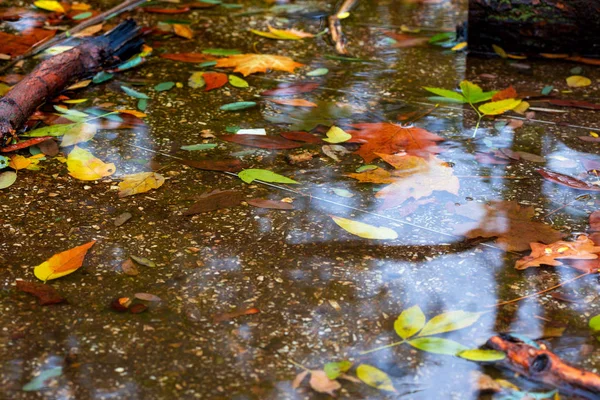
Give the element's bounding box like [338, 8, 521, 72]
[453, 201, 563, 252]
[347, 168, 396, 184]
[38, 139, 59, 156]
[184, 190, 244, 215]
[292, 370, 309, 389]
[260, 82, 320, 96]
[160, 53, 217, 63]
[181, 159, 243, 172]
[213, 307, 260, 322]
[279, 131, 323, 144]
[16, 280, 66, 305]
[538, 169, 600, 192]
[121, 259, 139, 276]
[221, 134, 304, 149]
[202, 72, 228, 91]
[268, 98, 317, 107]
[515, 235, 600, 270]
[492, 86, 518, 101]
[346, 123, 444, 163]
[0, 28, 56, 56]
[578, 136, 600, 143]
[308, 370, 342, 396]
[247, 199, 294, 210]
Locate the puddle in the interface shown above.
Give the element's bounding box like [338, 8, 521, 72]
[1, 0, 600, 399]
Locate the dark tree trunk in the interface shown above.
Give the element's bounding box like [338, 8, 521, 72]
[0, 19, 143, 147]
[468, 0, 600, 57]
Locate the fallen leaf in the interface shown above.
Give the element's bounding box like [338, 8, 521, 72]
[130, 255, 156, 268]
[121, 259, 139, 276]
[238, 169, 298, 184]
[453, 201, 563, 251]
[492, 86, 518, 101]
[118, 172, 165, 197]
[114, 212, 132, 227]
[323, 126, 351, 143]
[394, 305, 426, 339]
[479, 99, 522, 116]
[330, 215, 398, 240]
[516, 235, 600, 270]
[221, 134, 303, 149]
[251, 25, 313, 40]
[590, 211, 600, 231]
[34, 0, 65, 13]
[67, 146, 116, 181]
[188, 71, 205, 89]
[173, 24, 194, 39]
[247, 199, 294, 210]
[216, 53, 304, 76]
[279, 131, 322, 143]
[16, 280, 66, 305]
[347, 168, 395, 184]
[538, 169, 600, 192]
[34, 241, 96, 281]
[548, 99, 600, 110]
[292, 370, 309, 389]
[261, 82, 319, 96]
[220, 101, 256, 111]
[268, 98, 317, 107]
[0, 28, 56, 57]
[134, 293, 162, 302]
[0, 171, 17, 189]
[60, 123, 97, 147]
[375, 156, 459, 209]
[202, 72, 228, 91]
[181, 158, 243, 172]
[228, 75, 248, 88]
[213, 307, 260, 322]
[566, 75, 591, 88]
[160, 53, 216, 63]
[308, 370, 342, 396]
[22, 367, 63, 391]
[144, 6, 190, 14]
[356, 364, 396, 392]
[184, 190, 244, 215]
[347, 123, 444, 162]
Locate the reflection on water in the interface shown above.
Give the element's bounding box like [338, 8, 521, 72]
[1, 0, 600, 399]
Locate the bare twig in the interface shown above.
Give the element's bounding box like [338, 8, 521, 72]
[0, 0, 148, 73]
[328, 0, 359, 55]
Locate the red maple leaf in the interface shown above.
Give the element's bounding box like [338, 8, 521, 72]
[346, 123, 444, 162]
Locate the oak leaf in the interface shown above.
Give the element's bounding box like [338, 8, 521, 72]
[346, 123, 444, 162]
[34, 241, 96, 281]
[118, 172, 165, 198]
[453, 201, 563, 252]
[515, 235, 600, 270]
[215, 53, 304, 76]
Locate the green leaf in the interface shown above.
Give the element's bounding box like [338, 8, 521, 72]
[0, 171, 17, 189]
[238, 169, 298, 184]
[394, 305, 426, 339]
[22, 367, 63, 391]
[324, 360, 352, 380]
[92, 71, 113, 84]
[197, 61, 217, 68]
[541, 85, 553, 95]
[330, 216, 398, 240]
[422, 87, 466, 103]
[457, 349, 505, 362]
[590, 314, 600, 332]
[0, 155, 9, 169]
[459, 80, 496, 103]
[188, 72, 205, 89]
[180, 143, 217, 151]
[154, 81, 175, 92]
[220, 101, 257, 111]
[137, 98, 148, 111]
[54, 105, 88, 118]
[121, 85, 149, 99]
[323, 126, 351, 143]
[408, 337, 468, 355]
[130, 255, 156, 267]
[24, 122, 82, 137]
[356, 165, 378, 172]
[202, 48, 241, 55]
[479, 99, 522, 116]
[426, 96, 466, 104]
[72, 11, 92, 20]
[228, 75, 249, 88]
[428, 32, 454, 44]
[418, 310, 482, 336]
[492, 44, 507, 58]
[307, 68, 329, 76]
[356, 364, 395, 392]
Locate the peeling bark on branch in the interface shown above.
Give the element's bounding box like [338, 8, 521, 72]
[0, 19, 143, 147]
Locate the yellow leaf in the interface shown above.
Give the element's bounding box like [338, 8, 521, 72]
[71, 3, 91, 11]
[34, 0, 65, 13]
[268, 26, 313, 39]
[492, 44, 507, 58]
[9, 155, 32, 170]
[63, 99, 89, 104]
[215, 53, 304, 76]
[323, 126, 351, 143]
[591, 131, 599, 138]
[174, 24, 193, 39]
[67, 146, 115, 181]
[34, 241, 96, 281]
[512, 100, 530, 114]
[60, 123, 97, 147]
[506, 53, 527, 60]
[118, 172, 165, 197]
[330, 215, 398, 240]
[337, 11, 350, 19]
[356, 364, 396, 392]
[566, 75, 591, 88]
[478, 98, 522, 116]
[451, 42, 467, 51]
[66, 79, 92, 90]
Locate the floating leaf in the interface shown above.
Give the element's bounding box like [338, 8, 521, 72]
[34, 241, 96, 281]
[34, 0, 65, 13]
[203, 72, 228, 91]
[130, 255, 156, 268]
[250, 25, 313, 40]
[24, 122, 82, 137]
[566, 75, 591, 88]
[538, 168, 600, 192]
[93, 71, 113, 84]
[220, 101, 257, 111]
[422, 87, 466, 103]
[457, 349, 505, 361]
[308, 370, 341, 396]
[492, 44, 507, 58]
[323, 126, 351, 143]
[173, 24, 194, 39]
[394, 305, 426, 339]
[479, 99, 522, 116]
[269, 98, 317, 107]
[202, 48, 242, 56]
[279, 131, 322, 143]
[181, 143, 217, 151]
[216, 53, 304, 76]
[417, 310, 482, 336]
[261, 82, 319, 96]
[590, 315, 600, 332]
[188, 72, 205, 88]
[154, 81, 175, 92]
[238, 169, 298, 184]
[330, 216, 398, 240]
[228, 75, 248, 88]
[118, 172, 165, 197]
[408, 337, 468, 355]
[307, 68, 329, 76]
[324, 361, 353, 380]
[67, 146, 116, 181]
[16, 280, 66, 305]
[460, 80, 496, 103]
[121, 85, 149, 99]
[356, 364, 395, 392]
[515, 235, 600, 270]
[0, 171, 17, 189]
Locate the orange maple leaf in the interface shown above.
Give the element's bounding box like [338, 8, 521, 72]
[515, 235, 600, 270]
[346, 123, 444, 163]
[215, 54, 304, 76]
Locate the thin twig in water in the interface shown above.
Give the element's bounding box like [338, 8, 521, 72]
[328, 0, 359, 54]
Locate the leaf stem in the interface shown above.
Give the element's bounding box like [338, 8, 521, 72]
[469, 101, 484, 138]
[288, 359, 310, 371]
[359, 339, 406, 355]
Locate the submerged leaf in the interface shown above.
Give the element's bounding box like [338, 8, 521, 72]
[220, 101, 256, 111]
[118, 172, 165, 197]
[34, 241, 96, 281]
[515, 235, 600, 270]
[324, 361, 353, 380]
[356, 364, 395, 392]
[417, 310, 482, 336]
[238, 169, 298, 184]
[330, 216, 398, 240]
